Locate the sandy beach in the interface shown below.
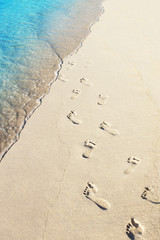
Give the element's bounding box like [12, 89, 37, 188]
[0, 0, 160, 239]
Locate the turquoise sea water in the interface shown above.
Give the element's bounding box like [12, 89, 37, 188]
[0, 0, 102, 159]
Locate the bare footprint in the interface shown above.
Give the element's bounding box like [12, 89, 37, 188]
[97, 94, 109, 105]
[83, 183, 111, 210]
[67, 111, 82, 124]
[141, 187, 160, 204]
[58, 74, 68, 82]
[141, 187, 151, 200]
[124, 156, 141, 174]
[82, 139, 96, 158]
[67, 60, 76, 70]
[84, 139, 97, 148]
[71, 89, 81, 99]
[126, 218, 144, 239]
[80, 78, 92, 87]
[99, 121, 120, 136]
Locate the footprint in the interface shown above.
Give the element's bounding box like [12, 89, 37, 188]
[141, 187, 160, 204]
[67, 60, 76, 70]
[126, 218, 144, 239]
[83, 183, 111, 210]
[99, 121, 120, 136]
[58, 74, 68, 82]
[141, 187, 151, 200]
[97, 94, 109, 105]
[71, 89, 81, 99]
[124, 156, 141, 174]
[84, 139, 97, 148]
[67, 111, 82, 124]
[80, 78, 92, 87]
[82, 139, 97, 158]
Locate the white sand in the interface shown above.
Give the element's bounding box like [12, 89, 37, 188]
[0, 0, 160, 239]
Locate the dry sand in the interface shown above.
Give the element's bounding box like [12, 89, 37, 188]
[0, 0, 160, 239]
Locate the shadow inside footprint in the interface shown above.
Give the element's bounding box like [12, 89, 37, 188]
[82, 147, 94, 158]
[85, 196, 108, 210]
[95, 202, 109, 210]
[149, 200, 160, 204]
[126, 231, 135, 240]
[87, 195, 111, 210]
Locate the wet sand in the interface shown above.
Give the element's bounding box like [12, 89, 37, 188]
[0, 0, 160, 239]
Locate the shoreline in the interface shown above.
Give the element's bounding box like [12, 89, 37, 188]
[0, 0, 104, 162]
[0, 0, 160, 239]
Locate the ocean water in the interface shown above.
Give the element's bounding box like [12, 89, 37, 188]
[0, 0, 103, 159]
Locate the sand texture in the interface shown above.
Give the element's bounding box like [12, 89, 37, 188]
[0, 0, 160, 239]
